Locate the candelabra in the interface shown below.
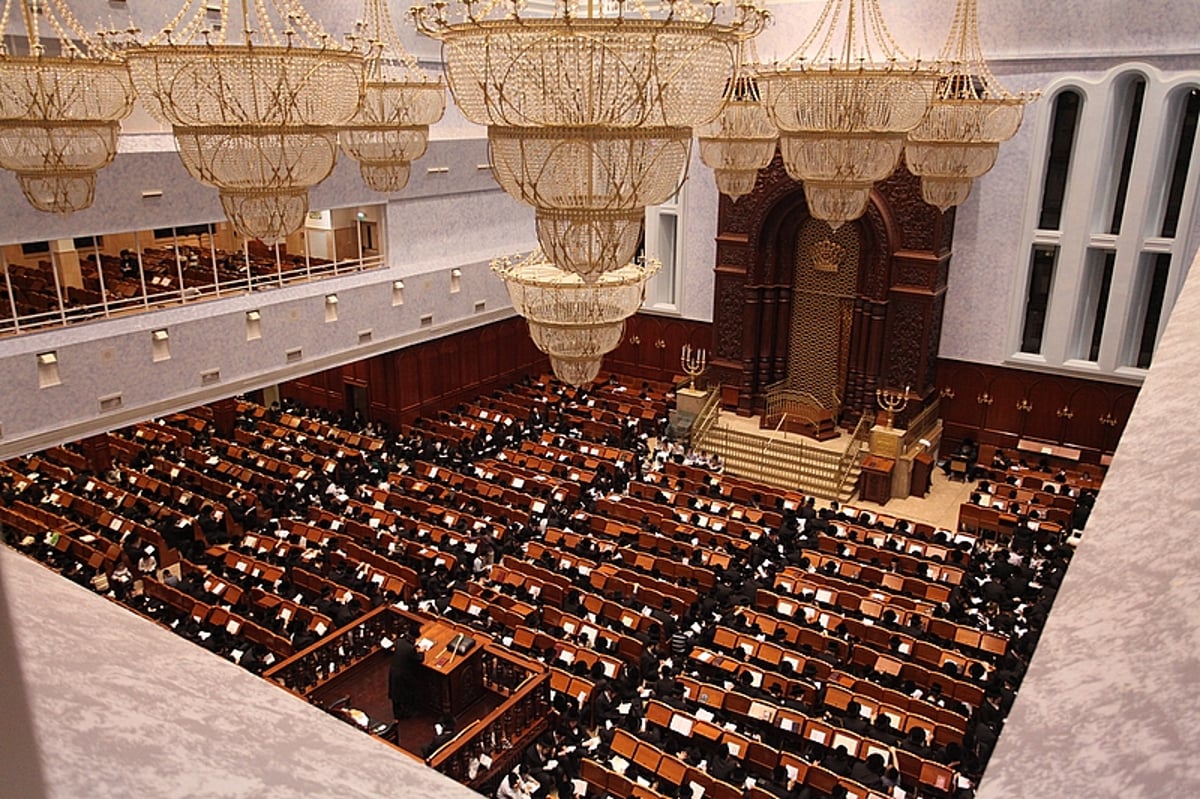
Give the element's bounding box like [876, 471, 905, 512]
[875, 385, 910, 429]
[681, 344, 708, 391]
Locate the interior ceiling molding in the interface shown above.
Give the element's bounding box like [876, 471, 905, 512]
[985, 48, 1200, 64]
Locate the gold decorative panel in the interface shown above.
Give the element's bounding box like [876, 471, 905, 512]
[786, 218, 861, 404]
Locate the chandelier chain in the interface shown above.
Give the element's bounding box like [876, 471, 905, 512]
[905, 0, 1035, 210]
[786, 0, 913, 71]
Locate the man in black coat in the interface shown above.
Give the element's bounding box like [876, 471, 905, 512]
[389, 634, 424, 719]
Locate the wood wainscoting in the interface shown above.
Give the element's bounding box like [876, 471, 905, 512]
[277, 314, 714, 429]
[937, 359, 1140, 464]
[279, 316, 546, 429]
[604, 313, 713, 385]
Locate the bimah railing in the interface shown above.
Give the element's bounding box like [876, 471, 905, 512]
[263, 605, 549, 794]
[764, 380, 841, 432]
[688, 383, 723, 446]
[263, 604, 417, 695]
[834, 412, 874, 497]
[759, 412, 790, 484]
[426, 645, 550, 792]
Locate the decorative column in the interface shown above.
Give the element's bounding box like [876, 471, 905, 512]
[50, 239, 83, 290]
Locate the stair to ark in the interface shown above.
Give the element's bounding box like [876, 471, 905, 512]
[700, 429, 863, 503]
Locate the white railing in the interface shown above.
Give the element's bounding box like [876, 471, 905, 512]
[0, 252, 386, 337]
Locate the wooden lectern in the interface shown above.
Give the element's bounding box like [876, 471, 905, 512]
[859, 455, 895, 505]
[417, 620, 487, 717]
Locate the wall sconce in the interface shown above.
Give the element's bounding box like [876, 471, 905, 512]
[976, 392, 993, 406]
[629, 335, 641, 345]
[654, 339, 667, 349]
[37, 350, 61, 388]
[939, 387, 955, 399]
[324, 293, 339, 323]
[1099, 413, 1118, 427]
[246, 310, 262, 341]
[151, 328, 171, 362]
[392, 280, 405, 306]
[1056, 405, 1074, 419]
[1015, 398, 1033, 412]
[450, 268, 462, 294]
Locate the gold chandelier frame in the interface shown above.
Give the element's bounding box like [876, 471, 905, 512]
[340, 0, 446, 194]
[122, 0, 365, 242]
[493, 249, 661, 386]
[416, 0, 766, 281]
[0, 0, 135, 214]
[905, 0, 1035, 210]
[756, 0, 936, 228]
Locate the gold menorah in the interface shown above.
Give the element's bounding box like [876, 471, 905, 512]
[875, 384, 910, 429]
[681, 344, 707, 390]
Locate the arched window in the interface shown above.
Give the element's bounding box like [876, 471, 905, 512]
[1012, 66, 1200, 377]
[1037, 90, 1082, 232]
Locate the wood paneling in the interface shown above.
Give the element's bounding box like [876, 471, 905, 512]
[710, 154, 953, 422]
[605, 314, 712, 384]
[280, 317, 546, 429]
[281, 313, 712, 429]
[937, 359, 1140, 463]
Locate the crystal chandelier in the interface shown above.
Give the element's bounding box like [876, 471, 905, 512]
[905, 0, 1033, 211]
[415, 0, 767, 282]
[757, 0, 937, 228]
[340, 0, 445, 194]
[0, 0, 135, 214]
[123, 0, 364, 243]
[493, 249, 660, 386]
[698, 37, 778, 203]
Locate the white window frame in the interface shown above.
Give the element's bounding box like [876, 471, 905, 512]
[1008, 63, 1200, 381]
[643, 179, 686, 315]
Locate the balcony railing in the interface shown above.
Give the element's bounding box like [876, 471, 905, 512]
[1, 243, 385, 337]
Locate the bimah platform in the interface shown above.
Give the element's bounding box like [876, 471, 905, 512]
[669, 386, 711, 439]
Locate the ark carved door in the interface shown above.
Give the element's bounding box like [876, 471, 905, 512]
[709, 155, 954, 426]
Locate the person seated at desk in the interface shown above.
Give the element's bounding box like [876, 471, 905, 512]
[841, 701, 871, 735]
[941, 438, 980, 480]
[849, 752, 889, 790]
[521, 733, 560, 799]
[707, 746, 737, 782]
[820, 744, 854, 777]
